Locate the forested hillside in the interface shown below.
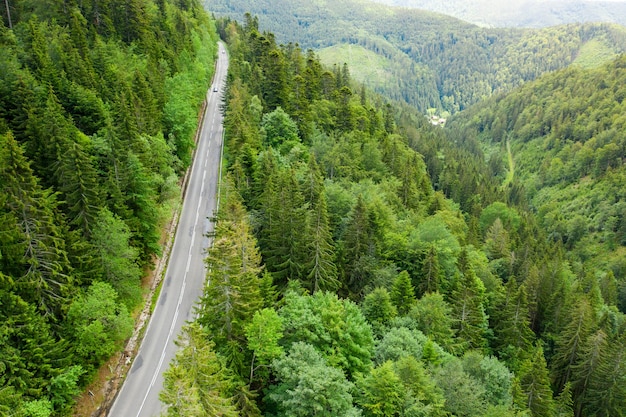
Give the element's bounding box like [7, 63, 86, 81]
[371, 0, 626, 28]
[447, 56, 626, 314]
[0, 0, 217, 415]
[205, 0, 626, 114]
[161, 16, 626, 417]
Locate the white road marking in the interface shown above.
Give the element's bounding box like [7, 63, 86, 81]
[120, 43, 227, 417]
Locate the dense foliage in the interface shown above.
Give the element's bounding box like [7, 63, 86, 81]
[447, 55, 626, 314]
[371, 0, 626, 29]
[162, 17, 626, 417]
[0, 0, 217, 414]
[205, 0, 626, 114]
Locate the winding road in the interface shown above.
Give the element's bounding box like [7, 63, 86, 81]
[108, 41, 228, 417]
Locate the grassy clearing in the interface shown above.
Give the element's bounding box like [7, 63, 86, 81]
[573, 38, 619, 69]
[318, 44, 394, 85]
[503, 137, 515, 187]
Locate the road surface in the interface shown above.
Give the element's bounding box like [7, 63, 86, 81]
[108, 41, 228, 417]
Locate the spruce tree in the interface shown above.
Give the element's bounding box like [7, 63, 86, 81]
[305, 192, 339, 293]
[551, 297, 595, 393]
[583, 334, 626, 417]
[519, 345, 556, 417]
[197, 180, 263, 370]
[390, 270, 416, 316]
[449, 250, 489, 352]
[54, 139, 102, 237]
[259, 167, 308, 286]
[341, 195, 375, 296]
[417, 244, 442, 296]
[0, 131, 72, 318]
[160, 323, 238, 417]
[570, 329, 607, 417]
[492, 279, 535, 368]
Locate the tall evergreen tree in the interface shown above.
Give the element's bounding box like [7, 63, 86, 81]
[197, 180, 263, 369]
[570, 329, 607, 417]
[261, 48, 288, 110]
[24, 87, 72, 185]
[0, 131, 72, 318]
[416, 244, 443, 296]
[259, 167, 308, 286]
[583, 334, 626, 417]
[492, 279, 535, 368]
[449, 250, 489, 352]
[0, 277, 71, 398]
[304, 192, 339, 293]
[551, 297, 595, 393]
[519, 345, 556, 417]
[340, 195, 375, 296]
[160, 323, 238, 417]
[54, 139, 102, 236]
[390, 270, 416, 316]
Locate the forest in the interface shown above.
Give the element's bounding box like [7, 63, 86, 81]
[369, 0, 626, 29]
[205, 0, 626, 114]
[447, 56, 626, 313]
[0, 0, 217, 415]
[159, 15, 626, 417]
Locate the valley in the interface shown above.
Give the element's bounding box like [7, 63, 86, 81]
[2, 1, 626, 417]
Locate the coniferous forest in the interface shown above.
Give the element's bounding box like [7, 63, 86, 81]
[0, 0, 217, 415]
[2, 0, 626, 416]
[159, 15, 626, 417]
[205, 0, 626, 114]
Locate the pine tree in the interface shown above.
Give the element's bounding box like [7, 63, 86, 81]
[493, 279, 535, 368]
[224, 80, 262, 164]
[519, 345, 556, 417]
[261, 48, 288, 110]
[160, 323, 238, 417]
[0, 131, 72, 318]
[304, 49, 322, 102]
[259, 167, 308, 286]
[54, 139, 102, 237]
[583, 334, 626, 417]
[417, 244, 442, 296]
[570, 329, 607, 417]
[449, 251, 489, 352]
[302, 154, 324, 208]
[390, 270, 416, 316]
[0, 279, 72, 398]
[341, 195, 375, 296]
[304, 192, 339, 293]
[554, 383, 574, 417]
[258, 271, 278, 309]
[197, 180, 263, 369]
[335, 86, 354, 132]
[551, 296, 595, 393]
[24, 87, 72, 184]
[361, 287, 397, 336]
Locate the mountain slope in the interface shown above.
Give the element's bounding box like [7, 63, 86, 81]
[447, 55, 626, 291]
[370, 0, 626, 28]
[205, 0, 626, 113]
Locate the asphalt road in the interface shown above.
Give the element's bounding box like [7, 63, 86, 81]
[108, 41, 228, 417]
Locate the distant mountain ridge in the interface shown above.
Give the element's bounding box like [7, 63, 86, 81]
[370, 0, 626, 28]
[205, 0, 626, 113]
